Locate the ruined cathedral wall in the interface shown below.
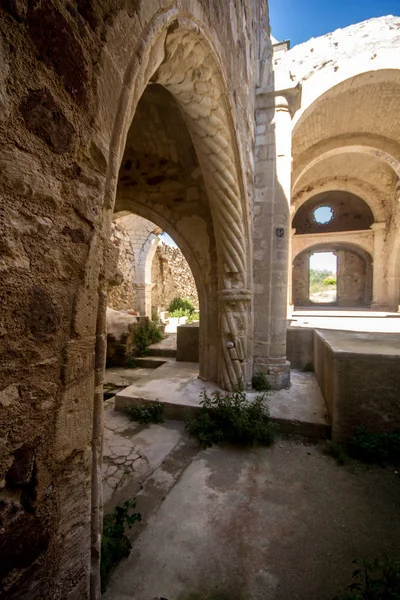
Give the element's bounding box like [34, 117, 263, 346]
[151, 243, 199, 311]
[107, 222, 136, 311]
[0, 1, 262, 598]
[275, 16, 400, 114]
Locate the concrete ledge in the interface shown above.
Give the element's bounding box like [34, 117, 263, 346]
[314, 329, 400, 441]
[115, 363, 329, 439]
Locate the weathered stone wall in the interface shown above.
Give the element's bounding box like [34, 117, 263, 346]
[152, 243, 199, 312]
[0, 1, 263, 597]
[108, 221, 136, 311]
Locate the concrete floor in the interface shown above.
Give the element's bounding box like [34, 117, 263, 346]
[103, 434, 400, 600]
[102, 398, 187, 508]
[114, 363, 329, 438]
[291, 309, 400, 333]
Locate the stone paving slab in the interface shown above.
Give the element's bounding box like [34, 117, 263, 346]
[115, 363, 329, 438]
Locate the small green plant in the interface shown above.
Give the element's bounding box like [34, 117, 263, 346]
[185, 388, 275, 448]
[325, 427, 400, 466]
[168, 308, 190, 319]
[324, 440, 348, 465]
[347, 427, 400, 465]
[133, 318, 164, 356]
[303, 361, 314, 372]
[101, 499, 141, 592]
[186, 311, 200, 323]
[125, 401, 164, 424]
[333, 557, 400, 600]
[125, 356, 139, 369]
[169, 297, 195, 315]
[251, 372, 271, 392]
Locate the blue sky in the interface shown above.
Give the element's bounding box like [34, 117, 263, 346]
[269, 0, 400, 46]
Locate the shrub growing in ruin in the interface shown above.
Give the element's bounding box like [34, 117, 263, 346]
[251, 372, 271, 391]
[168, 296, 195, 316]
[133, 318, 164, 356]
[125, 401, 164, 424]
[185, 388, 275, 448]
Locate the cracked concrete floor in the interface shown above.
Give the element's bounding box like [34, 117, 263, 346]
[103, 432, 400, 600]
[102, 399, 187, 508]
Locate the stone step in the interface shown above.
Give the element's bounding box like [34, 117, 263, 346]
[134, 356, 169, 368]
[147, 347, 177, 358]
[115, 363, 330, 440]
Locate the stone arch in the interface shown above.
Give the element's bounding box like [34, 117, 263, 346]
[293, 144, 400, 191]
[114, 199, 215, 383]
[293, 67, 400, 129]
[292, 190, 375, 235]
[91, 18, 254, 595]
[292, 242, 373, 307]
[100, 13, 252, 391]
[111, 212, 162, 317]
[291, 177, 386, 223]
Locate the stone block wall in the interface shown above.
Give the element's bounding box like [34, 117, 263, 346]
[0, 1, 262, 597]
[151, 243, 199, 312]
[108, 221, 136, 311]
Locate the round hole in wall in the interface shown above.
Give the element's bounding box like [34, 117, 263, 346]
[313, 205, 333, 224]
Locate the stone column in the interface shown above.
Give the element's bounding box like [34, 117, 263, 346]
[288, 225, 296, 310]
[371, 222, 387, 309]
[134, 282, 153, 317]
[253, 91, 294, 388]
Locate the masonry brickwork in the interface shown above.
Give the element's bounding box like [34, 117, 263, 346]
[1, 3, 400, 599]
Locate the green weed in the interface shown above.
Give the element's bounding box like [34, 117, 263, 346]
[347, 427, 400, 466]
[251, 372, 271, 392]
[125, 401, 164, 424]
[333, 557, 400, 600]
[101, 499, 141, 592]
[185, 388, 275, 448]
[303, 362, 314, 372]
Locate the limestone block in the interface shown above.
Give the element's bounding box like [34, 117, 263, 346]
[106, 307, 139, 366]
[54, 376, 94, 463]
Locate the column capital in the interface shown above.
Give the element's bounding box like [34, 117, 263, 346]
[256, 83, 302, 117]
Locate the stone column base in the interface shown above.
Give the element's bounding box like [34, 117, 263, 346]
[253, 359, 291, 390]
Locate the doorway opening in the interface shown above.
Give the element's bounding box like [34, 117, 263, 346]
[309, 252, 337, 304]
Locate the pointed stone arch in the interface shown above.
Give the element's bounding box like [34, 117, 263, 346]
[100, 12, 253, 391]
[91, 15, 253, 596]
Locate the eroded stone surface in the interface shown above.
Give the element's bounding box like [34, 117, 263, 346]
[102, 398, 184, 508]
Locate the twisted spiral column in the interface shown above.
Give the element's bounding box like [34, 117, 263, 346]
[154, 28, 251, 389]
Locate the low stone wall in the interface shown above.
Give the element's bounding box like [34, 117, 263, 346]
[314, 330, 400, 441]
[286, 327, 314, 369]
[152, 243, 198, 312]
[176, 322, 200, 362]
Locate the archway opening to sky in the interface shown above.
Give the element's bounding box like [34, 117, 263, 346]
[309, 252, 337, 304]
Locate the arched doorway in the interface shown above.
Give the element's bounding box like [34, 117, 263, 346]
[292, 244, 373, 308]
[91, 17, 253, 598]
